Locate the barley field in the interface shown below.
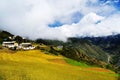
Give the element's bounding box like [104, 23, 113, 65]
[0, 49, 118, 80]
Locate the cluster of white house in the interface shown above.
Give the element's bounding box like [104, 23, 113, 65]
[2, 41, 35, 50]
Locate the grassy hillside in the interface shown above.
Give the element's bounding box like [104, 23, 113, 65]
[66, 38, 108, 62]
[0, 49, 118, 80]
[59, 38, 110, 68]
[82, 35, 120, 72]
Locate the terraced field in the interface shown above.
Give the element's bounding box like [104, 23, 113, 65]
[0, 49, 118, 80]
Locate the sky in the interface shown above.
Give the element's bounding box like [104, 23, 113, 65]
[0, 0, 120, 41]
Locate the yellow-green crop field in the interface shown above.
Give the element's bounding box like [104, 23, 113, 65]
[0, 49, 118, 80]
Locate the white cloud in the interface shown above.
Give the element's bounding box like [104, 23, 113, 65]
[0, 0, 119, 41]
[59, 12, 120, 39]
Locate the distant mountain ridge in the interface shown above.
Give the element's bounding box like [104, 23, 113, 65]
[60, 38, 109, 67]
[78, 34, 120, 71]
[36, 37, 110, 67]
[81, 34, 120, 68]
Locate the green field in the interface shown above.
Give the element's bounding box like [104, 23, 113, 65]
[0, 49, 118, 80]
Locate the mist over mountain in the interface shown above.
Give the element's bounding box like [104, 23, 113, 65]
[0, 0, 120, 41]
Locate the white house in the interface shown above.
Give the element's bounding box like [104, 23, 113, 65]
[2, 41, 18, 48]
[19, 43, 35, 50]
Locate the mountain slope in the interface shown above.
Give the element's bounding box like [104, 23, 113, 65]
[82, 35, 120, 66]
[0, 49, 117, 80]
[60, 38, 109, 67]
[0, 30, 119, 79]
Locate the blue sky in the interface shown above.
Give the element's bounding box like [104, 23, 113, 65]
[0, 0, 120, 41]
[48, 12, 83, 28]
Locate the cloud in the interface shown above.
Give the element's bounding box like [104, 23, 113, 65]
[58, 12, 120, 39]
[0, 0, 120, 41]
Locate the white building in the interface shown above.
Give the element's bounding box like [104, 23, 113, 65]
[19, 43, 35, 50]
[2, 41, 18, 48]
